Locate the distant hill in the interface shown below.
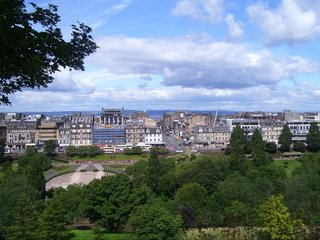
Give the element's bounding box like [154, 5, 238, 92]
[21, 109, 236, 119]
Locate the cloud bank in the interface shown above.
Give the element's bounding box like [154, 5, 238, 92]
[172, 0, 224, 23]
[91, 35, 319, 89]
[247, 0, 320, 45]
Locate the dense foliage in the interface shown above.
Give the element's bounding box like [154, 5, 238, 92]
[3, 145, 320, 239]
[306, 122, 320, 152]
[0, 0, 97, 104]
[65, 145, 103, 158]
[279, 124, 292, 152]
[123, 146, 143, 155]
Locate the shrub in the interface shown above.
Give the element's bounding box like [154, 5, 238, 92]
[66, 146, 103, 158]
[292, 141, 306, 153]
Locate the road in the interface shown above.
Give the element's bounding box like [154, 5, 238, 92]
[163, 134, 184, 152]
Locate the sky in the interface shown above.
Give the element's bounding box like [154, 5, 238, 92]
[2, 0, 320, 112]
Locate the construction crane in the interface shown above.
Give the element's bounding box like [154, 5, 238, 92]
[213, 108, 219, 126]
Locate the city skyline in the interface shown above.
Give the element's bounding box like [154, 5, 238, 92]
[1, 0, 320, 112]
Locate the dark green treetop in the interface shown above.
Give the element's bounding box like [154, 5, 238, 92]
[0, 0, 98, 104]
[230, 125, 247, 148]
[306, 122, 320, 152]
[278, 124, 292, 152]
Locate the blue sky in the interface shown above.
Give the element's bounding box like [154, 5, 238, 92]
[2, 0, 320, 112]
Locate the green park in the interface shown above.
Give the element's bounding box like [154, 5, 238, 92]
[2, 122, 320, 240]
[2, 0, 320, 239]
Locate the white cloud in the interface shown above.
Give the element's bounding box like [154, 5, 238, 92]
[225, 14, 244, 40]
[102, 0, 132, 17]
[89, 35, 319, 89]
[140, 74, 152, 81]
[4, 84, 320, 112]
[247, 0, 320, 45]
[86, 0, 132, 31]
[172, 0, 224, 23]
[38, 68, 95, 94]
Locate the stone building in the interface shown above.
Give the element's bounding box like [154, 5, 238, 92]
[145, 127, 164, 146]
[161, 111, 214, 136]
[69, 115, 94, 146]
[36, 121, 58, 146]
[226, 119, 261, 137]
[100, 108, 124, 126]
[58, 123, 71, 148]
[125, 120, 145, 145]
[7, 119, 38, 150]
[186, 113, 214, 135]
[261, 121, 283, 143]
[193, 125, 231, 146]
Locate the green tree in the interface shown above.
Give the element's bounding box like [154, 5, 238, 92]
[229, 145, 249, 175]
[258, 195, 304, 240]
[93, 226, 105, 240]
[158, 171, 179, 198]
[132, 146, 143, 155]
[37, 197, 70, 240]
[44, 140, 57, 156]
[84, 174, 147, 231]
[0, 173, 41, 239]
[144, 148, 161, 192]
[6, 193, 39, 240]
[224, 200, 253, 227]
[129, 203, 182, 240]
[19, 152, 52, 172]
[292, 141, 306, 153]
[306, 122, 320, 152]
[65, 145, 77, 157]
[24, 157, 46, 198]
[278, 124, 292, 152]
[252, 146, 273, 167]
[284, 154, 320, 225]
[87, 146, 103, 157]
[229, 125, 247, 148]
[177, 155, 229, 194]
[249, 128, 264, 152]
[265, 142, 277, 154]
[0, 0, 97, 104]
[125, 160, 148, 186]
[47, 185, 86, 224]
[213, 174, 260, 226]
[25, 146, 38, 156]
[155, 147, 170, 155]
[175, 182, 207, 214]
[0, 139, 5, 162]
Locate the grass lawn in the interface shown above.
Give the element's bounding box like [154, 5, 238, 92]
[274, 159, 302, 177]
[71, 230, 133, 240]
[44, 164, 78, 181]
[105, 164, 129, 173]
[72, 153, 149, 162]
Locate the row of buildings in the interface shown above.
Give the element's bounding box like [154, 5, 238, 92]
[1, 108, 163, 153]
[1, 109, 320, 153]
[162, 110, 320, 149]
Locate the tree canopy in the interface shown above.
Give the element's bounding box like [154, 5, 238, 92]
[258, 195, 304, 240]
[306, 122, 320, 152]
[4, 143, 320, 239]
[129, 203, 182, 240]
[0, 0, 97, 104]
[229, 125, 247, 149]
[278, 124, 292, 152]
